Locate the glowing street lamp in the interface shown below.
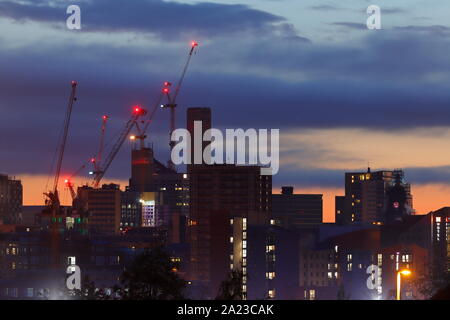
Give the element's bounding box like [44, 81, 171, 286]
[396, 269, 411, 300]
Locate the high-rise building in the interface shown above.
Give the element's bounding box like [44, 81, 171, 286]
[78, 184, 121, 235]
[343, 168, 413, 225]
[188, 164, 271, 298]
[128, 143, 190, 241]
[272, 186, 323, 229]
[120, 188, 142, 231]
[0, 174, 22, 225]
[335, 196, 345, 225]
[129, 147, 155, 193]
[187, 107, 211, 166]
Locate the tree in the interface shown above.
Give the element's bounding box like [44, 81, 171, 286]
[216, 270, 244, 300]
[415, 263, 450, 299]
[66, 275, 113, 300]
[119, 246, 186, 300]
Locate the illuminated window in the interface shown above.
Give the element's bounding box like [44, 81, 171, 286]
[309, 289, 316, 300]
[230, 237, 234, 243]
[268, 290, 275, 299]
[347, 263, 352, 272]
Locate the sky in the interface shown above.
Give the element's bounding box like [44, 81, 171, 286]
[1, 0, 450, 221]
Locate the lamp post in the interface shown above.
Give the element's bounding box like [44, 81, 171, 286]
[396, 269, 411, 300]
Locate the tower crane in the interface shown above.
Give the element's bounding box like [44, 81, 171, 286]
[161, 41, 199, 170]
[92, 106, 147, 188]
[42, 80, 77, 268]
[43, 81, 78, 215]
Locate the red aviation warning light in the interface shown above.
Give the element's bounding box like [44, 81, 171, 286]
[90, 158, 96, 163]
[132, 105, 147, 116]
[64, 179, 73, 187]
[191, 41, 198, 48]
[102, 115, 108, 120]
[162, 87, 170, 94]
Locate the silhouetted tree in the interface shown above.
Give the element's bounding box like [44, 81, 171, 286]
[415, 268, 450, 299]
[216, 270, 244, 300]
[119, 247, 186, 300]
[66, 275, 113, 300]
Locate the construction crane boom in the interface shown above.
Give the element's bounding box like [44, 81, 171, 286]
[97, 115, 108, 165]
[162, 41, 199, 170]
[65, 164, 86, 201]
[93, 106, 147, 188]
[91, 115, 109, 172]
[173, 41, 198, 102]
[52, 81, 78, 196]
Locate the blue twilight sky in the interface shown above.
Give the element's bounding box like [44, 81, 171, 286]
[1, 0, 450, 218]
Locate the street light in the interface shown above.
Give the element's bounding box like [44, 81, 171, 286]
[396, 269, 411, 300]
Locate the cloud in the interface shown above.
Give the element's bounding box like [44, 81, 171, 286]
[329, 22, 366, 30]
[0, 0, 297, 40]
[309, 4, 343, 11]
[393, 25, 450, 37]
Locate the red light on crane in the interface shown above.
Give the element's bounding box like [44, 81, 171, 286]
[102, 115, 108, 120]
[191, 41, 198, 47]
[90, 158, 96, 163]
[133, 106, 142, 114]
[162, 87, 170, 94]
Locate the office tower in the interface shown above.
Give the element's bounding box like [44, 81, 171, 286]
[189, 164, 272, 298]
[343, 168, 413, 225]
[272, 186, 323, 229]
[335, 196, 345, 225]
[0, 174, 22, 224]
[78, 184, 121, 235]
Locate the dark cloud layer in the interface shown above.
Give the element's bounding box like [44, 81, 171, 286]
[0, 0, 296, 39]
